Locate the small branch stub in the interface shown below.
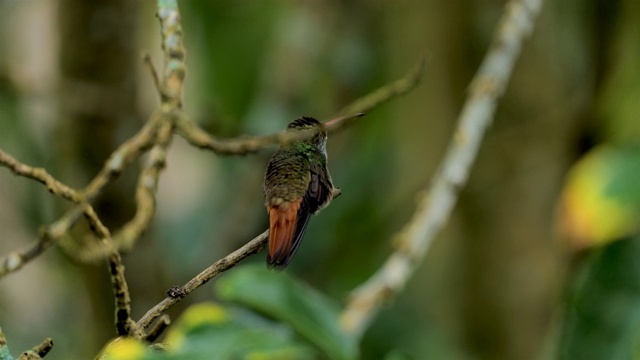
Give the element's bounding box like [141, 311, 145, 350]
[167, 286, 184, 298]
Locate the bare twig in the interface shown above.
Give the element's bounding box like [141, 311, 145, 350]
[82, 205, 139, 337]
[175, 55, 425, 155]
[136, 230, 269, 330]
[107, 249, 138, 337]
[0, 207, 83, 277]
[176, 112, 366, 155]
[143, 315, 171, 342]
[142, 52, 163, 97]
[340, 0, 544, 338]
[82, 118, 160, 199]
[112, 120, 173, 253]
[0, 150, 80, 203]
[333, 53, 425, 129]
[18, 338, 53, 360]
[29, 338, 53, 358]
[0, 150, 86, 277]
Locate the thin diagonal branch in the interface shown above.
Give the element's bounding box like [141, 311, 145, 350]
[0, 150, 80, 203]
[0, 207, 83, 277]
[142, 52, 163, 98]
[107, 249, 137, 337]
[173, 112, 361, 156]
[136, 230, 269, 330]
[82, 205, 139, 337]
[175, 54, 425, 155]
[143, 315, 170, 342]
[82, 117, 160, 200]
[112, 120, 173, 253]
[332, 53, 425, 130]
[340, 0, 544, 338]
[18, 338, 53, 360]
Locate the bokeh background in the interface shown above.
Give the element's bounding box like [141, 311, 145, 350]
[0, 0, 639, 359]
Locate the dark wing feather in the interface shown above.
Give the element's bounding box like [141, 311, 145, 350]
[308, 161, 333, 213]
[283, 161, 333, 264]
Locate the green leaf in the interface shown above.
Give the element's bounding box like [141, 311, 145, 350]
[216, 264, 359, 360]
[558, 236, 640, 360]
[602, 144, 640, 205]
[158, 302, 317, 360]
[96, 303, 319, 360]
[383, 350, 414, 360]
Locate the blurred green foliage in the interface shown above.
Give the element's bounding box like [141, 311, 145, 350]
[216, 265, 358, 360]
[557, 236, 640, 360]
[100, 265, 359, 360]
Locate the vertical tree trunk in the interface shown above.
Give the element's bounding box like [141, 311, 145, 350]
[57, 0, 138, 352]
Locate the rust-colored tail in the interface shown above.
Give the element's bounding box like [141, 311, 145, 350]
[267, 199, 305, 269]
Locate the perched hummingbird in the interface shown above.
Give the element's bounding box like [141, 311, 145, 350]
[263, 116, 335, 269]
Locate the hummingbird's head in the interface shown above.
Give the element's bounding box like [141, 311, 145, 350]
[286, 116, 327, 154]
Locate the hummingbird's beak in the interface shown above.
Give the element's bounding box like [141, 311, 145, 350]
[324, 112, 365, 129]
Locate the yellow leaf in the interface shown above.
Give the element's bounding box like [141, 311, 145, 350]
[165, 302, 229, 351]
[98, 337, 146, 360]
[559, 145, 640, 249]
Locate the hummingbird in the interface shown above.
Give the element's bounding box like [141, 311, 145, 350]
[263, 116, 335, 269]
